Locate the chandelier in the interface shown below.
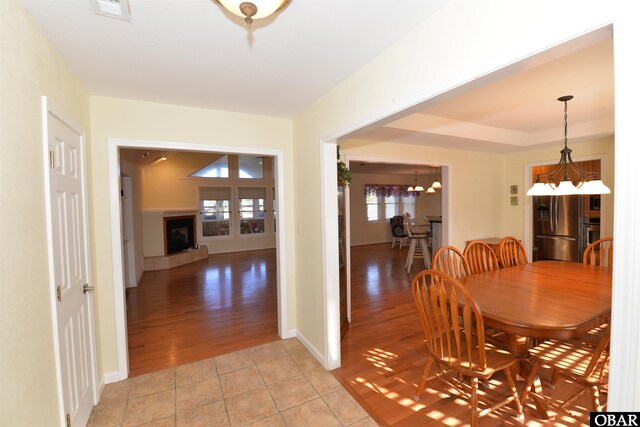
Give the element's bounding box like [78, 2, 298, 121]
[216, 0, 289, 26]
[526, 96, 611, 196]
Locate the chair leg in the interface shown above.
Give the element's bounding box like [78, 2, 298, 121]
[549, 367, 561, 388]
[414, 357, 434, 401]
[590, 385, 603, 412]
[470, 377, 479, 427]
[420, 238, 431, 268]
[406, 240, 416, 273]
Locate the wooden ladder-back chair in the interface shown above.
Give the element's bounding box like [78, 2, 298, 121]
[433, 245, 470, 280]
[411, 270, 524, 426]
[583, 237, 613, 267]
[498, 236, 528, 268]
[464, 240, 500, 275]
[520, 325, 610, 416]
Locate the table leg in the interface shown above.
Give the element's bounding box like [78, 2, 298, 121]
[503, 333, 549, 420]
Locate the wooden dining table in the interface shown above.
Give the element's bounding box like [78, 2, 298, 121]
[459, 260, 612, 418]
[459, 260, 612, 358]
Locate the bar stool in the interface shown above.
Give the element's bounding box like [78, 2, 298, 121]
[403, 213, 431, 273]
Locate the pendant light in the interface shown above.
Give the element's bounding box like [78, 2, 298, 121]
[526, 96, 611, 196]
[407, 171, 424, 192]
[430, 165, 442, 189]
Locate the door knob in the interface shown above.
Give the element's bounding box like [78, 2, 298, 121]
[83, 284, 95, 294]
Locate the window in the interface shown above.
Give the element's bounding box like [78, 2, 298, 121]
[402, 195, 415, 218]
[384, 195, 398, 219]
[191, 155, 229, 178]
[365, 184, 417, 223]
[366, 193, 380, 222]
[238, 187, 266, 234]
[238, 155, 264, 179]
[199, 187, 231, 236]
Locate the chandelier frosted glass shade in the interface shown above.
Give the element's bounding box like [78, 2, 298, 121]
[578, 179, 611, 195]
[430, 180, 442, 189]
[217, 0, 288, 24]
[526, 178, 611, 196]
[426, 186, 436, 193]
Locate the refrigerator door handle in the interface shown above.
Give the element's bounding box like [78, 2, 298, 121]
[551, 196, 555, 234]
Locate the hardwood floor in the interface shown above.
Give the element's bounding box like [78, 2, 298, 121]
[126, 243, 600, 425]
[126, 249, 280, 376]
[333, 243, 600, 426]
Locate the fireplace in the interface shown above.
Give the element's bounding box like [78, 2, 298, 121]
[164, 215, 196, 255]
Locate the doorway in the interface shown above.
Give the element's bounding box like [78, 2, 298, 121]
[338, 155, 450, 346]
[107, 138, 291, 381]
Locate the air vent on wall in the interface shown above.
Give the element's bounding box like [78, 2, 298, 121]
[92, 0, 131, 21]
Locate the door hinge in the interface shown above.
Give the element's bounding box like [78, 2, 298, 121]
[56, 285, 62, 302]
[49, 150, 55, 168]
[66, 413, 71, 427]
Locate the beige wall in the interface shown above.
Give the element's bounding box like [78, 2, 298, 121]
[89, 96, 294, 377]
[349, 172, 442, 246]
[0, 0, 90, 424]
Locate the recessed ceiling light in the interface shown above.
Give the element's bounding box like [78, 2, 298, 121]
[91, 0, 131, 21]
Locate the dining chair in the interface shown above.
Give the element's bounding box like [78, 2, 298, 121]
[583, 237, 613, 267]
[411, 270, 524, 426]
[432, 245, 469, 280]
[463, 240, 500, 275]
[498, 236, 528, 268]
[571, 237, 613, 351]
[404, 213, 431, 273]
[389, 215, 408, 250]
[520, 325, 610, 416]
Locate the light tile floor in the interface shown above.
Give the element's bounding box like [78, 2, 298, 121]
[88, 339, 379, 427]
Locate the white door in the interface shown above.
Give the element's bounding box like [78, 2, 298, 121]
[46, 107, 97, 427]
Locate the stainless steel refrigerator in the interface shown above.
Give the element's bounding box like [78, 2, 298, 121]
[534, 195, 584, 262]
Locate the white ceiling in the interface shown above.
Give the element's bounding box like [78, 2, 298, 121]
[20, 0, 447, 118]
[351, 36, 614, 154]
[21, 0, 614, 160]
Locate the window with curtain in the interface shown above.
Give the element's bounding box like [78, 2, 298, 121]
[199, 187, 231, 236]
[238, 187, 266, 235]
[365, 184, 416, 223]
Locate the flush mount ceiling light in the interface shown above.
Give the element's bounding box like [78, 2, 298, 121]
[527, 96, 611, 196]
[216, 0, 289, 26]
[407, 171, 424, 192]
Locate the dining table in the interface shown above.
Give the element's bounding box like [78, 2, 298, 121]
[459, 260, 612, 417]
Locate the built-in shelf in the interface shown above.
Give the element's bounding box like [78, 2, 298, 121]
[143, 245, 208, 271]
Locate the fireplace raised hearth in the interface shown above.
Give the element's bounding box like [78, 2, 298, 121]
[164, 215, 196, 255]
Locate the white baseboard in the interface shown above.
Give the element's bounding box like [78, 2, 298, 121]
[291, 330, 328, 370]
[103, 370, 127, 385]
[281, 328, 296, 340]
